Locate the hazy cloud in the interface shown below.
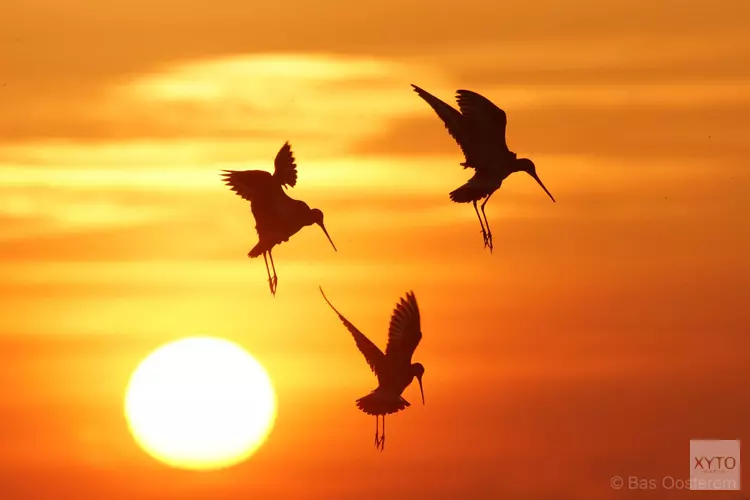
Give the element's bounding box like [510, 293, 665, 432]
[0, 54, 437, 145]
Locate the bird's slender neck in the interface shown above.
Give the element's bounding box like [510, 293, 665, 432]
[303, 215, 316, 227]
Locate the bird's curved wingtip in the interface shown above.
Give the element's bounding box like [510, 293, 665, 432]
[319, 286, 340, 315]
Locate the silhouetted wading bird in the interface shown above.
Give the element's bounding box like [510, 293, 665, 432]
[221, 142, 337, 296]
[410, 84, 555, 251]
[319, 286, 425, 451]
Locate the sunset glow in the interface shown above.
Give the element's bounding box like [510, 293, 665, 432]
[1, 0, 748, 498]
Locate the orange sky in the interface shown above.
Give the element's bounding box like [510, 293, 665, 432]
[1, 0, 749, 498]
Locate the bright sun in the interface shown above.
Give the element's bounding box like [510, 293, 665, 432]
[124, 336, 277, 470]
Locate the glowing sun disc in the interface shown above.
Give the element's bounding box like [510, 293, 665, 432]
[124, 336, 277, 470]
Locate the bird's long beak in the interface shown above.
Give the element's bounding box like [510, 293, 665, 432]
[317, 222, 337, 252]
[417, 375, 425, 405]
[530, 171, 556, 202]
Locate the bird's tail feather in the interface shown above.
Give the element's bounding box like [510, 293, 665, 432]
[356, 391, 411, 416]
[248, 241, 265, 258]
[449, 183, 484, 203]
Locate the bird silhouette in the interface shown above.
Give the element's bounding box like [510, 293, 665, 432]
[221, 142, 337, 296]
[319, 286, 425, 451]
[411, 84, 555, 251]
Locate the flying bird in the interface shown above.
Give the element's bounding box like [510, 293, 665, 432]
[221, 142, 337, 296]
[319, 286, 425, 451]
[411, 84, 556, 251]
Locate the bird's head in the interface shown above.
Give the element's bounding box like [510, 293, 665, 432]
[516, 158, 555, 203]
[411, 363, 425, 404]
[309, 208, 337, 252]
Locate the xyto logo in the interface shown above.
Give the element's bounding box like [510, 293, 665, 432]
[689, 440, 741, 491]
[693, 456, 737, 473]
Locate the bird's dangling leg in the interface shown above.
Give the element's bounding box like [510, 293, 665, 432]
[262, 252, 275, 296]
[268, 250, 278, 295]
[380, 415, 386, 452]
[473, 200, 489, 248]
[374, 415, 381, 449]
[480, 194, 494, 252]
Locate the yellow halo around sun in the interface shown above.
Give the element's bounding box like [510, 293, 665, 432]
[124, 336, 277, 470]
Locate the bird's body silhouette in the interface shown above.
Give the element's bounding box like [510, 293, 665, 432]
[411, 84, 556, 251]
[221, 142, 337, 295]
[320, 286, 425, 451]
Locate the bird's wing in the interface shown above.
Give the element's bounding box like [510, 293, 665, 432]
[455, 89, 510, 155]
[220, 169, 275, 202]
[411, 84, 475, 166]
[384, 291, 422, 365]
[273, 141, 298, 189]
[320, 287, 385, 376]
